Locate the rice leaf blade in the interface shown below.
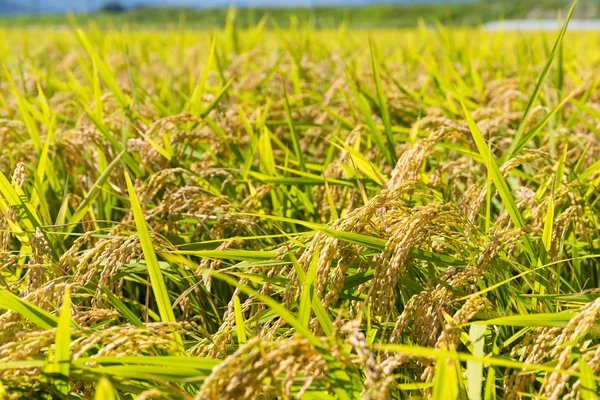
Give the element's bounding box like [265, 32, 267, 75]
[124, 172, 181, 348]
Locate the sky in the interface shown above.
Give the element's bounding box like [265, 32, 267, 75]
[7, 0, 445, 14]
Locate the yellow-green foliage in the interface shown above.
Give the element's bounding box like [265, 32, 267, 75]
[0, 11, 599, 399]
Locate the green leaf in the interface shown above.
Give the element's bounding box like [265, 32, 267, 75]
[0, 168, 43, 233]
[2, 67, 42, 150]
[432, 356, 459, 400]
[172, 249, 277, 262]
[350, 84, 393, 165]
[207, 269, 323, 350]
[541, 145, 567, 255]
[75, 356, 220, 371]
[578, 158, 600, 182]
[124, 172, 181, 347]
[238, 213, 464, 266]
[30, 113, 56, 211]
[94, 377, 115, 400]
[76, 29, 129, 109]
[53, 289, 72, 394]
[323, 176, 339, 221]
[510, 91, 575, 157]
[102, 287, 144, 328]
[370, 38, 396, 163]
[233, 294, 247, 344]
[136, 129, 172, 161]
[456, 89, 534, 256]
[579, 358, 598, 400]
[542, 192, 555, 254]
[258, 127, 277, 176]
[467, 324, 486, 400]
[81, 106, 143, 178]
[376, 343, 599, 380]
[190, 36, 217, 115]
[283, 90, 305, 172]
[199, 77, 235, 118]
[483, 312, 575, 328]
[311, 295, 334, 339]
[298, 249, 319, 327]
[81, 365, 209, 380]
[0, 288, 58, 329]
[69, 151, 124, 229]
[333, 139, 385, 186]
[506, 0, 577, 159]
[0, 360, 45, 370]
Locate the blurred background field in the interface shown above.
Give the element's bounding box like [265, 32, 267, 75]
[1, 0, 599, 29]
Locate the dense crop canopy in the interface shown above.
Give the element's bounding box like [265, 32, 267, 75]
[0, 7, 599, 399]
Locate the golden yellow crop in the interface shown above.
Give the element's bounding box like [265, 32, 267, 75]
[0, 8, 599, 398]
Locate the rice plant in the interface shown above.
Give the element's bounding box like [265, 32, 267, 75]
[0, 2, 599, 399]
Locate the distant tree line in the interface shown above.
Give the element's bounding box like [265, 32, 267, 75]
[100, 1, 126, 13]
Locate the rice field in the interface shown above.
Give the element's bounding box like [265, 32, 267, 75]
[0, 4, 600, 399]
